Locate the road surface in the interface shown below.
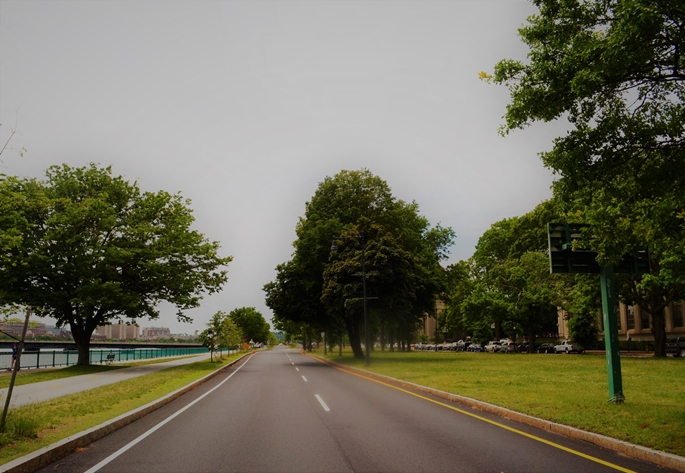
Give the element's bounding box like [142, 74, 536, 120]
[37, 347, 672, 473]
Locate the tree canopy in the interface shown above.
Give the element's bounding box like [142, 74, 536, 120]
[0, 164, 231, 364]
[491, 0, 685, 355]
[445, 201, 562, 349]
[228, 307, 270, 344]
[199, 311, 244, 361]
[264, 169, 454, 359]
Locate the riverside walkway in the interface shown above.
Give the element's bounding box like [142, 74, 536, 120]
[0, 353, 214, 408]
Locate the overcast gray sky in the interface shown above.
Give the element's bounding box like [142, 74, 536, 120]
[0, 0, 566, 334]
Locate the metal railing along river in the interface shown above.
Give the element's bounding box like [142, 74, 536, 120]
[1, 346, 215, 370]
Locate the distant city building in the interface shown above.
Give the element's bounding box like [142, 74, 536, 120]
[45, 326, 71, 338]
[172, 333, 196, 341]
[0, 320, 46, 337]
[142, 326, 171, 339]
[95, 322, 140, 340]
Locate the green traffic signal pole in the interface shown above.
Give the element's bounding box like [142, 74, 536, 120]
[599, 266, 625, 403]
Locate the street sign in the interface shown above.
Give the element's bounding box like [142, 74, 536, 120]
[548, 223, 597, 273]
[546, 222, 649, 403]
[547, 223, 649, 274]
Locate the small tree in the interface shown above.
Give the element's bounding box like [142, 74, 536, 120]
[199, 312, 224, 361]
[220, 315, 243, 351]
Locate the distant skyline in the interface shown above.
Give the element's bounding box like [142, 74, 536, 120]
[1, 1, 566, 334]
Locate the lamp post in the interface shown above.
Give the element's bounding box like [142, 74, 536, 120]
[331, 233, 370, 366]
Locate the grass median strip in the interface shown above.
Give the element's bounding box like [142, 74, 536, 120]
[323, 350, 685, 457]
[0, 353, 242, 465]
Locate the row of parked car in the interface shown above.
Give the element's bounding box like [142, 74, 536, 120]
[487, 339, 585, 354]
[412, 340, 584, 354]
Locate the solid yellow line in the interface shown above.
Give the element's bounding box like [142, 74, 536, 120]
[310, 356, 636, 473]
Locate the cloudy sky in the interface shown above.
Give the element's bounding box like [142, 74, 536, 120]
[0, 0, 566, 334]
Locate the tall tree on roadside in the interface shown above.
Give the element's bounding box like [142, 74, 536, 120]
[446, 201, 565, 349]
[491, 0, 685, 355]
[228, 307, 270, 344]
[265, 169, 454, 359]
[0, 164, 231, 365]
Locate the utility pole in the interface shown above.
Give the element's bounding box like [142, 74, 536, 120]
[1, 307, 31, 431]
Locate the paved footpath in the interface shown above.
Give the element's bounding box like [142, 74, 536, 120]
[0, 353, 213, 408]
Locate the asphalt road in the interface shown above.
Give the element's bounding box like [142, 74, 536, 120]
[37, 347, 672, 473]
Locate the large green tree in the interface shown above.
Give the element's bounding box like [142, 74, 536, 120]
[228, 307, 270, 344]
[0, 164, 231, 365]
[492, 0, 685, 355]
[473, 203, 560, 349]
[446, 201, 577, 350]
[264, 169, 454, 359]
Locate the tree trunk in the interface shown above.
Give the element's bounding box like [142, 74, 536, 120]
[389, 330, 395, 352]
[528, 325, 536, 354]
[338, 325, 343, 356]
[346, 318, 364, 359]
[645, 286, 668, 357]
[71, 324, 94, 366]
[651, 307, 667, 357]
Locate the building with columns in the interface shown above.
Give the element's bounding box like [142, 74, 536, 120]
[557, 300, 685, 341]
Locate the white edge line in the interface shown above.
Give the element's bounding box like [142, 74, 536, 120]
[302, 376, 307, 382]
[315, 394, 330, 412]
[83, 355, 253, 473]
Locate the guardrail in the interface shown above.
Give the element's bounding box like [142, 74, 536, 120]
[0, 346, 217, 370]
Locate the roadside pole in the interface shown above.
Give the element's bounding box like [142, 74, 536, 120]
[548, 223, 647, 404]
[600, 266, 625, 403]
[1, 306, 31, 431]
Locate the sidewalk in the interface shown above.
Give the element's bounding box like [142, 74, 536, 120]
[0, 353, 213, 408]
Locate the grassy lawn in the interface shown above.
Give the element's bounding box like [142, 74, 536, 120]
[0, 352, 243, 465]
[0, 355, 209, 389]
[322, 349, 685, 457]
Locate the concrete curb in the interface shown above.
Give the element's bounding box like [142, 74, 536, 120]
[315, 356, 685, 473]
[0, 353, 251, 473]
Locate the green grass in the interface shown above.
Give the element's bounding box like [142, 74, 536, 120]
[0, 353, 243, 465]
[0, 355, 205, 389]
[322, 349, 685, 457]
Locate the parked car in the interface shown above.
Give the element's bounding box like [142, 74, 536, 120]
[536, 343, 556, 354]
[484, 341, 501, 352]
[499, 341, 515, 352]
[517, 342, 534, 353]
[466, 343, 483, 352]
[553, 340, 584, 354]
[665, 337, 685, 358]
